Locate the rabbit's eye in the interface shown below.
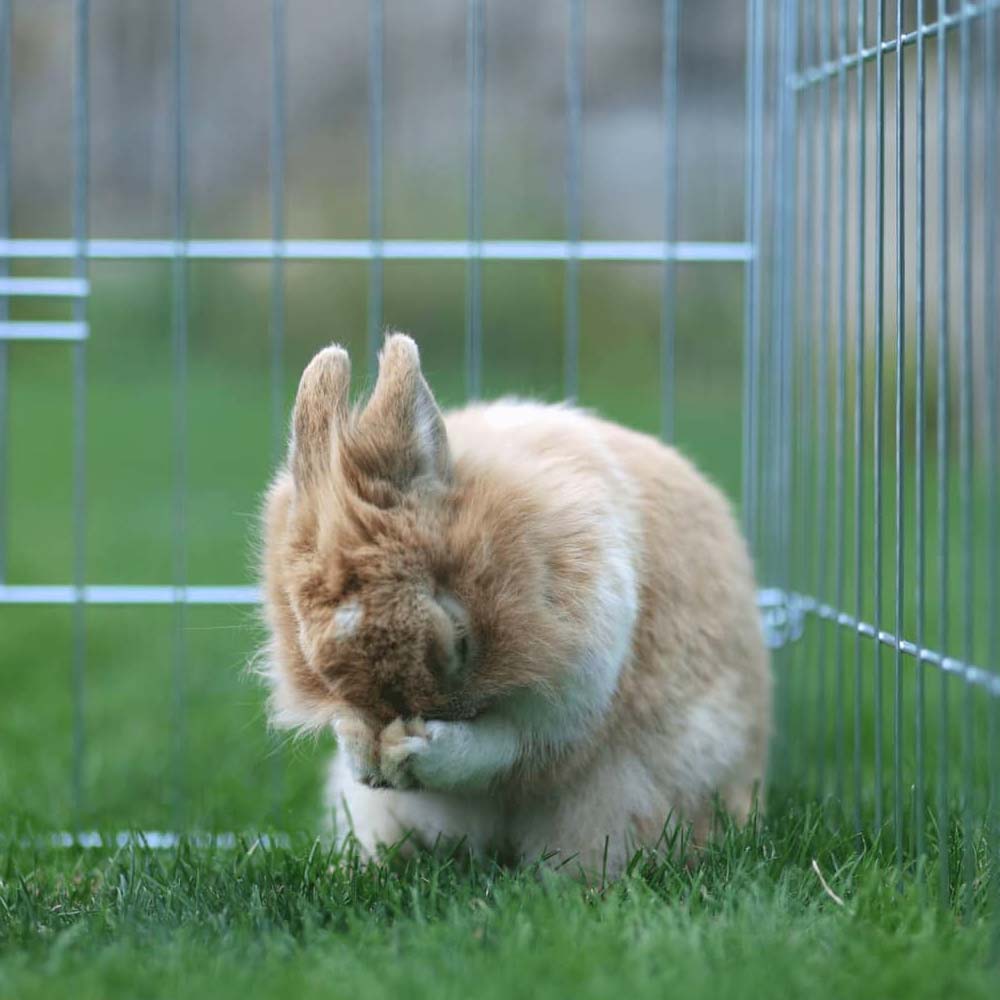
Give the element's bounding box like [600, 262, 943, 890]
[441, 627, 473, 680]
[434, 591, 473, 676]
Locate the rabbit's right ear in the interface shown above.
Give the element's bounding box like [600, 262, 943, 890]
[290, 345, 351, 488]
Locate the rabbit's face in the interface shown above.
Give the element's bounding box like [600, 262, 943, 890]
[287, 505, 479, 726]
[262, 335, 512, 732]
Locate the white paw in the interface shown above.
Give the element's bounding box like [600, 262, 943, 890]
[377, 718, 480, 791]
[344, 715, 514, 792]
[407, 719, 483, 791]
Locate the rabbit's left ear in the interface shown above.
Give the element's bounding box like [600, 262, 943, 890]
[351, 333, 451, 494]
[289, 344, 351, 489]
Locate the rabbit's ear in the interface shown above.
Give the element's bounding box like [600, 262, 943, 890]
[290, 345, 351, 487]
[353, 332, 451, 491]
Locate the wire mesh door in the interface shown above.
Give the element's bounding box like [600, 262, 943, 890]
[752, 0, 999, 904]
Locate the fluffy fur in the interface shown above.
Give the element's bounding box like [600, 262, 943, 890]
[259, 333, 771, 877]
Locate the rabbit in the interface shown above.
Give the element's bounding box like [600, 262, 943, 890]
[258, 332, 771, 877]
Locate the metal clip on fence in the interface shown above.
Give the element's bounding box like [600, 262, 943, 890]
[757, 588, 807, 650]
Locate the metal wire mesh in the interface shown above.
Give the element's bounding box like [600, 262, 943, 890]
[0, 0, 997, 900]
[756, 0, 1000, 902]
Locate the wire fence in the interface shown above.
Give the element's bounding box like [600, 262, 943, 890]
[750, 0, 1000, 905]
[0, 0, 998, 902]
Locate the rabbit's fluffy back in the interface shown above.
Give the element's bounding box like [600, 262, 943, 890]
[444, 400, 770, 792]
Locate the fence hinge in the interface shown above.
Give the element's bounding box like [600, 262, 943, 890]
[757, 588, 807, 650]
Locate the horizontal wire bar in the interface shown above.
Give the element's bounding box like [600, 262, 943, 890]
[790, 2, 994, 91]
[0, 238, 753, 264]
[0, 320, 88, 341]
[0, 584, 258, 604]
[6, 585, 791, 613]
[5, 581, 993, 697]
[12, 831, 292, 849]
[790, 591, 1000, 697]
[0, 276, 89, 296]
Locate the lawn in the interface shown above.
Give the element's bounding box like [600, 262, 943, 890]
[1, 801, 998, 1000]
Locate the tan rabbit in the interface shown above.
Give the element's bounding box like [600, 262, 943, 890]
[259, 333, 771, 877]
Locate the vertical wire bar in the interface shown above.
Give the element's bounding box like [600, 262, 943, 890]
[751, 0, 768, 608]
[270, 0, 286, 499]
[269, 0, 286, 820]
[742, 0, 762, 554]
[853, 0, 868, 837]
[783, 0, 799, 781]
[984, 0, 999, 918]
[834, 0, 849, 807]
[772, 0, 793, 779]
[564, 0, 583, 401]
[766, 3, 779, 592]
[762, 0, 789, 779]
[815, 0, 833, 798]
[872, 0, 885, 837]
[752, 0, 769, 577]
[71, 0, 90, 826]
[0, 0, 9, 585]
[464, 0, 484, 401]
[367, 0, 384, 376]
[957, 0, 974, 910]
[892, 0, 905, 875]
[171, 0, 188, 829]
[767, 0, 782, 772]
[794, 0, 815, 792]
[741, 0, 753, 545]
[660, 0, 679, 441]
[752, 0, 765, 561]
[914, 0, 928, 865]
[936, 0, 951, 906]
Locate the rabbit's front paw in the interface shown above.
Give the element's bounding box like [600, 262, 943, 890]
[381, 719, 489, 791]
[333, 712, 379, 787]
[378, 718, 430, 790]
[379, 717, 516, 791]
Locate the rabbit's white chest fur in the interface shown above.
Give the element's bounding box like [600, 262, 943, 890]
[261, 339, 770, 878]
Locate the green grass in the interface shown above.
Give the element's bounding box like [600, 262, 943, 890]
[1, 800, 997, 1000]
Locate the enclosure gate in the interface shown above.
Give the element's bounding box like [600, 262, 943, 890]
[0, 0, 998, 899]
